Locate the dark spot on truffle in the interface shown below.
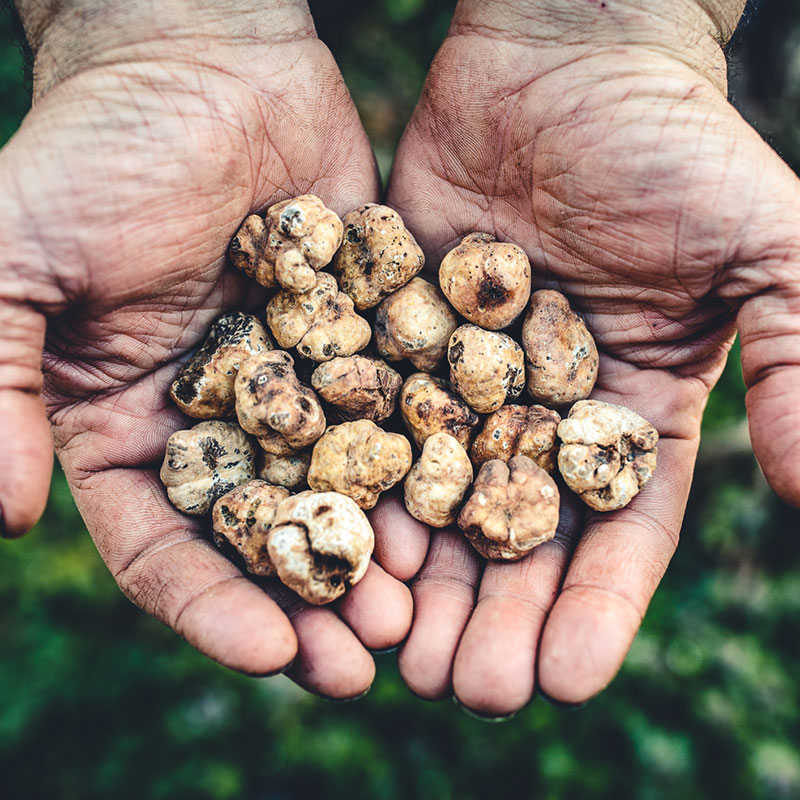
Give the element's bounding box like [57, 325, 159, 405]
[478, 274, 509, 308]
[449, 340, 465, 366]
[280, 206, 303, 236]
[200, 436, 226, 469]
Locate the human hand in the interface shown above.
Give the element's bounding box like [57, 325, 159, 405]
[0, 0, 423, 698]
[385, 0, 800, 715]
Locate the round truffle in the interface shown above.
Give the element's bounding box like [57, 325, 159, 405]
[374, 277, 458, 372]
[521, 289, 599, 406]
[311, 354, 402, 423]
[404, 432, 473, 528]
[439, 232, 531, 330]
[399, 373, 481, 451]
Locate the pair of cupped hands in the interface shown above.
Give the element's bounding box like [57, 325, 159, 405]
[2, 0, 799, 716]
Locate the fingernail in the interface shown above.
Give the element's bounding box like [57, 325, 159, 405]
[319, 684, 373, 704]
[452, 696, 518, 723]
[536, 689, 588, 711]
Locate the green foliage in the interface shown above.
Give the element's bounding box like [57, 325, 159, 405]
[1, 2, 799, 798]
[0, 8, 28, 146]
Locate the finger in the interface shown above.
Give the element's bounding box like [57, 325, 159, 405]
[268, 584, 376, 699]
[368, 490, 430, 581]
[336, 560, 413, 651]
[0, 301, 53, 537]
[452, 492, 582, 717]
[738, 288, 800, 506]
[398, 530, 482, 700]
[67, 467, 298, 675]
[537, 436, 695, 704]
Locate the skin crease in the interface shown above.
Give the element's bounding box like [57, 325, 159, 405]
[384, 0, 800, 716]
[0, 0, 424, 700]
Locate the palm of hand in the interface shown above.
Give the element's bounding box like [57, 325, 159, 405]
[1, 37, 425, 698]
[386, 36, 800, 714]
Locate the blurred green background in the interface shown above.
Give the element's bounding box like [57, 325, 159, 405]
[3, 1, 800, 798]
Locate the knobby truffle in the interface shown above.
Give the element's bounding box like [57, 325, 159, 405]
[557, 399, 658, 511]
[234, 350, 326, 453]
[458, 456, 560, 560]
[257, 449, 311, 490]
[170, 312, 273, 419]
[471, 404, 561, 473]
[266, 271, 371, 362]
[307, 419, 412, 509]
[211, 480, 290, 576]
[229, 194, 343, 293]
[268, 491, 374, 604]
[332, 203, 425, 309]
[160, 421, 256, 515]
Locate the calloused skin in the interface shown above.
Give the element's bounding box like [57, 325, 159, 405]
[0, 1, 429, 699]
[380, 0, 800, 715]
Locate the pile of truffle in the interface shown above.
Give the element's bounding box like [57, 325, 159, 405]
[160, 196, 658, 604]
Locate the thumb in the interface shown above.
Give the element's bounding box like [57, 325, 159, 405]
[739, 281, 800, 507]
[0, 212, 54, 538]
[731, 139, 800, 507]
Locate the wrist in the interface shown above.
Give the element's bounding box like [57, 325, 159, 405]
[14, 0, 315, 98]
[450, 0, 748, 83]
